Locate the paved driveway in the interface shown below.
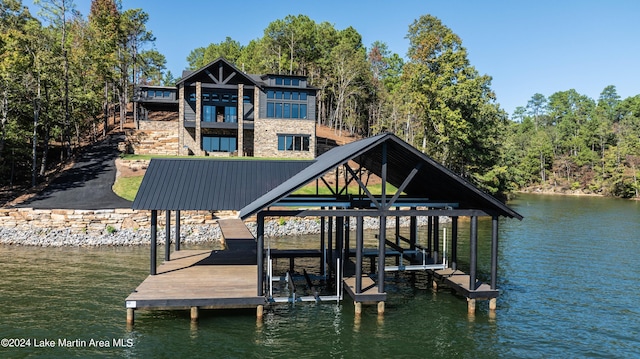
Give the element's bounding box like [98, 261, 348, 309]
[17, 134, 133, 210]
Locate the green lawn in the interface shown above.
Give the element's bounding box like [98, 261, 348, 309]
[114, 175, 398, 202]
[112, 176, 144, 201]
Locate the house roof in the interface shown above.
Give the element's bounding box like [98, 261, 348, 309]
[176, 57, 262, 88]
[238, 133, 523, 220]
[131, 159, 314, 211]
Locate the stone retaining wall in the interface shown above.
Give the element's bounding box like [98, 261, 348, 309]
[0, 208, 448, 246]
[0, 208, 217, 233]
[124, 128, 179, 155]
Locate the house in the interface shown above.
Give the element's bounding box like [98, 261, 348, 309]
[132, 57, 318, 158]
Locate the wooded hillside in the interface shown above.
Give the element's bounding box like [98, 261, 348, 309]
[2, 0, 638, 199]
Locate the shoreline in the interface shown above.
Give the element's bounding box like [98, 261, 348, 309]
[516, 187, 639, 200]
[0, 216, 447, 247]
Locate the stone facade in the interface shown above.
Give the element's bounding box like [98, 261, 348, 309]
[253, 118, 316, 158]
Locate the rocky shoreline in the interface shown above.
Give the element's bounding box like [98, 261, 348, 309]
[0, 216, 445, 247]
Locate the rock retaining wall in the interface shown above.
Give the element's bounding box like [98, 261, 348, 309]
[0, 208, 448, 247]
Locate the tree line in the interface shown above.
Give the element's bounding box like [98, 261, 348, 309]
[1, 0, 164, 188]
[2, 1, 638, 199]
[507, 88, 640, 198]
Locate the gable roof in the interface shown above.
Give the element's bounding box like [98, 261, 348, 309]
[239, 133, 522, 220]
[131, 159, 314, 211]
[176, 57, 262, 87]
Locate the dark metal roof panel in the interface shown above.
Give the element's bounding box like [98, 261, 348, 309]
[132, 159, 314, 211]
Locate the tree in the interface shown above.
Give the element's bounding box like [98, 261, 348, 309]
[35, 0, 76, 159]
[402, 14, 507, 187]
[88, 0, 119, 137]
[187, 37, 242, 70]
[117, 8, 154, 130]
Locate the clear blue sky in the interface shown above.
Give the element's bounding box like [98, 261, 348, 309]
[30, 0, 640, 117]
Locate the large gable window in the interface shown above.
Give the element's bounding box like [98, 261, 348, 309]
[266, 90, 309, 119]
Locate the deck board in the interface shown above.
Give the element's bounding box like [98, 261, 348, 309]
[126, 250, 265, 309]
[429, 268, 499, 299]
[218, 218, 255, 242]
[342, 276, 387, 303]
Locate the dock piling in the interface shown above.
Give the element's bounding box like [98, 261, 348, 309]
[190, 306, 199, 322]
[377, 301, 385, 315]
[126, 308, 135, 326]
[467, 298, 476, 315]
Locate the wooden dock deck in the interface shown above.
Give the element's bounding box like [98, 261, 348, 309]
[430, 268, 498, 299]
[126, 249, 265, 310]
[342, 276, 387, 303]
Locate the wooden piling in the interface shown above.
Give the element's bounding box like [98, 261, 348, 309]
[256, 305, 264, 319]
[354, 301, 362, 316]
[467, 298, 476, 315]
[191, 306, 199, 322]
[489, 298, 497, 311]
[377, 301, 385, 315]
[126, 308, 135, 325]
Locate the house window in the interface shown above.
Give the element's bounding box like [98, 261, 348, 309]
[224, 107, 237, 122]
[203, 105, 215, 122]
[265, 90, 309, 119]
[277, 134, 310, 152]
[202, 136, 237, 152]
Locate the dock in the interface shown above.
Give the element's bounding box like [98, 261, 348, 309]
[125, 219, 266, 324]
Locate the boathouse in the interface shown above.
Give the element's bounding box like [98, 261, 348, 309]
[126, 133, 522, 324]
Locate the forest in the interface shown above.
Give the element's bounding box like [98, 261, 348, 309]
[1, 0, 639, 199]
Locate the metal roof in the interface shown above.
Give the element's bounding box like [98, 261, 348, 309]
[239, 133, 523, 220]
[131, 159, 314, 211]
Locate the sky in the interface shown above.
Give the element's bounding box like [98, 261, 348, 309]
[28, 0, 640, 117]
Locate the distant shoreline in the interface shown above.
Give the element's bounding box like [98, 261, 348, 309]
[516, 187, 639, 200]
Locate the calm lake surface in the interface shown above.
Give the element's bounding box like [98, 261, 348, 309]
[1, 194, 639, 358]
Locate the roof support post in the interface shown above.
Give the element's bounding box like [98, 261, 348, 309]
[165, 210, 171, 261]
[427, 216, 433, 257]
[320, 210, 326, 277]
[336, 216, 344, 266]
[410, 208, 417, 251]
[378, 215, 386, 293]
[491, 215, 499, 290]
[395, 208, 400, 265]
[150, 210, 157, 275]
[344, 216, 350, 260]
[469, 216, 478, 291]
[356, 216, 363, 293]
[451, 216, 458, 270]
[433, 216, 439, 263]
[257, 212, 265, 296]
[381, 142, 387, 208]
[328, 213, 333, 276]
[175, 210, 181, 251]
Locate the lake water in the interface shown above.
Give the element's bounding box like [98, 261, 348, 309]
[1, 194, 638, 358]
